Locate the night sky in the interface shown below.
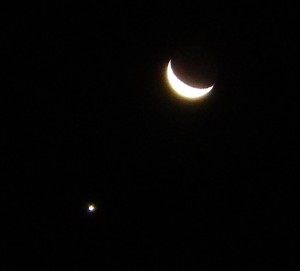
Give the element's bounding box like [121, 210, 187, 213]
[2, 2, 298, 269]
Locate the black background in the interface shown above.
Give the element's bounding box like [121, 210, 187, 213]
[1, 2, 299, 269]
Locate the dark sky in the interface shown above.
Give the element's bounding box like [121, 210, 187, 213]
[2, 2, 298, 269]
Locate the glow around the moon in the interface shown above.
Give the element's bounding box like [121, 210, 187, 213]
[166, 60, 214, 99]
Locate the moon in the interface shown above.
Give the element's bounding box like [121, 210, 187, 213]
[166, 60, 214, 99]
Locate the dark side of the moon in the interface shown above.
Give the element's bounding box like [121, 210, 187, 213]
[171, 46, 218, 88]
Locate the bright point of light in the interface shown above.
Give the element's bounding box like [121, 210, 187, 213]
[166, 60, 213, 99]
[88, 204, 96, 212]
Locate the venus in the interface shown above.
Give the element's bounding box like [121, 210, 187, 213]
[88, 204, 96, 212]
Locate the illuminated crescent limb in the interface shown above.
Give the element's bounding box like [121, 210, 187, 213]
[166, 60, 213, 99]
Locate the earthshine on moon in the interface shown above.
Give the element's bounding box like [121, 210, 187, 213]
[166, 60, 214, 99]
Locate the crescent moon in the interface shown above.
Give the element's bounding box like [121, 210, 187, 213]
[166, 60, 214, 99]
